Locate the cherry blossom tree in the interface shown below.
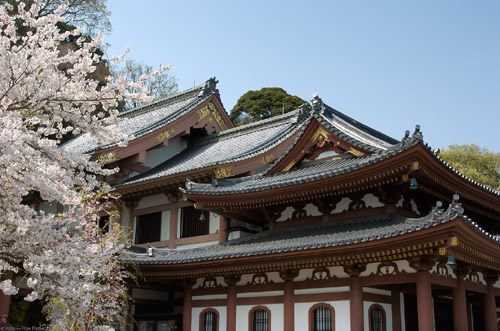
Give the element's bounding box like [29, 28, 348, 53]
[0, 1, 163, 329]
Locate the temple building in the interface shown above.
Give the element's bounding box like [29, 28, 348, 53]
[40, 79, 500, 330]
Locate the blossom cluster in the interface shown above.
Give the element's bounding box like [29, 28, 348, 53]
[0, 1, 160, 329]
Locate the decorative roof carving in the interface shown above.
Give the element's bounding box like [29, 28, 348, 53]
[399, 124, 423, 148]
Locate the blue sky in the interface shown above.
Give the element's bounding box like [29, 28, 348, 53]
[105, 0, 499, 152]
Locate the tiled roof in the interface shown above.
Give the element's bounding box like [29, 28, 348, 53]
[125, 196, 499, 265]
[311, 95, 399, 153]
[118, 109, 308, 187]
[62, 78, 220, 155]
[183, 132, 417, 196]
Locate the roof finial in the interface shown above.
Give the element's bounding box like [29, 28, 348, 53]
[311, 91, 324, 114]
[198, 77, 219, 97]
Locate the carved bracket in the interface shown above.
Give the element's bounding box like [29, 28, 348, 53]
[408, 255, 438, 272]
[279, 269, 299, 282]
[224, 274, 241, 286]
[344, 263, 367, 277]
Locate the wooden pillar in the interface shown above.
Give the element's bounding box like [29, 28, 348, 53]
[344, 264, 366, 331]
[409, 256, 437, 331]
[416, 271, 433, 331]
[0, 292, 10, 316]
[124, 199, 139, 242]
[391, 291, 402, 331]
[224, 275, 241, 331]
[182, 279, 195, 331]
[452, 270, 468, 331]
[219, 215, 228, 243]
[483, 272, 499, 331]
[169, 206, 178, 249]
[280, 269, 299, 331]
[350, 276, 364, 331]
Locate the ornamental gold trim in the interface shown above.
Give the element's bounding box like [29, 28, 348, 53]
[214, 166, 234, 179]
[260, 153, 274, 165]
[282, 160, 296, 172]
[97, 150, 119, 164]
[348, 147, 365, 156]
[196, 102, 225, 130]
[311, 127, 330, 142]
[156, 128, 175, 142]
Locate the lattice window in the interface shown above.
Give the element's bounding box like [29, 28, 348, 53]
[251, 308, 269, 331]
[310, 304, 334, 331]
[369, 305, 386, 331]
[180, 206, 209, 238]
[201, 310, 218, 331]
[134, 212, 161, 244]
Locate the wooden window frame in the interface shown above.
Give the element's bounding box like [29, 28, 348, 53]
[309, 303, 335, 331]
[199, 308, 219, 331]
[248, 306, 271, 331]
[368, 304, 386, 331]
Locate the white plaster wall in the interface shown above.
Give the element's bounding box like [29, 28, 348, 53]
[294, 286, 350, 295]
[192, 276, 226, 289]
[267, 272, 283, 283]
[304, 203, 322, 217]
[120, 205, 130, 231]
[209, 212, 219, 234]
[396, 260, 415, 274]
[192, 294, 227, 300]
[364, 301, 393, 331]
[192, 306, 226, 331]
[228, 230, 254, 240]
[132, 288, 169, 301]
[363, 287, 391, 296]
[331, 197, 351, 214]
[362, 193, 385, 208]
[176, 240, 219, 250]
[237, 291, 284, 298]
[331, 266, 350, 278]
[136, 193, 168, 209]
[144, 136, 188, 169]
[237, 304, 283, 331]
[361, 262, 379, 277]
[276, 206, 294, 222]
[160, 210, 170, 241]
[295, 301, 350, 331]
[396, 196, 404, 208]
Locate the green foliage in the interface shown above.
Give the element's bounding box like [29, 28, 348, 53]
[230, 87, 307, 126]
[439, 144, 500, 190]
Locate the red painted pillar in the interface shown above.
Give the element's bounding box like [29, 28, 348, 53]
[0, 292, 10, 316]
[452, 277, 468, 331]
[224, 275, 241, 331]
[350, 276, 364, 331]
[284, 280, 294, 331]
[482, 285, 497, 331]
[391, 291, 402, 331]
[219, 215, 227, 243]
[279, 270, 298, 331]
[227, 284, 236, 331]
[416, 271, 433, 331]
[182, 280, 195, 331]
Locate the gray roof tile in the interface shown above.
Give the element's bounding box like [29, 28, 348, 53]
[119, 109, 307, 187]
[62, 79, 219, 155]
[125, 196, 496, 265]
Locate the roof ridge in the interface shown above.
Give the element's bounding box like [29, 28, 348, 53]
[189, 109, 302, 147]
[118, 78, 216, 120]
